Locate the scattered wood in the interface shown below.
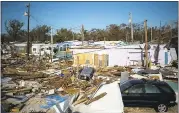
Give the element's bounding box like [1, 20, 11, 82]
[11, 104, 25, 112]
[73, 97, 88, 106]
[85, 92, 107, 105]
[64, 87, 80, 95]
[3, 87, 32, 94]
[2, 56, 124, 112]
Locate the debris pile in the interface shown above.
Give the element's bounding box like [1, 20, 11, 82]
[1, 56, 122, 112]
[96, 66, 125, 76]
[3, 55, 177, 113]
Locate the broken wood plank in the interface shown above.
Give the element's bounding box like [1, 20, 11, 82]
[85, 92, 107, 105]
[85, 82, 105, 104]
[85, 87, 97, 95]
[73, 97, 88, 106]
[79, 87, 97, 99]
[3, 88, 32, 94]
[11, 104, 25, 112]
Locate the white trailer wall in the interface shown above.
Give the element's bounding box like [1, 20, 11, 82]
[71, 44, 172, 67]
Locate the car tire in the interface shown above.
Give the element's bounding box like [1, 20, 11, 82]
[154, 103, 168, 112]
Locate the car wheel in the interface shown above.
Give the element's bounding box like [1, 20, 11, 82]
[155, 103, 168, 112]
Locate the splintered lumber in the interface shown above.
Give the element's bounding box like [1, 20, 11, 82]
[64, 88, 80, 95]
[85, 87, 97, 95]
[85, 92, 107, 105]
[11, 104, 25, 112]
[149, 76, 160, 80]
[85, 82, 104, 104]
[73, 97, 88, 106]
[79, 87, 97, 99]
[3, 88, 32, 94]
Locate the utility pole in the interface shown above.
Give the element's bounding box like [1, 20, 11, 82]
[25, 3, 30, 60]
[129, 12, 133, 43]
[151, 27, 152, 42]
[81, 24, 84, 46]
[141, 24, 144, 43]
[170, 22, 173, 38]
[126, 27, 128, 43]
[50, 27, 53, 62]
[139, 26, 142, 43]
[144, 20, 148, 69]
[39, 45, 41, 61]
[159, 21, 161, 43]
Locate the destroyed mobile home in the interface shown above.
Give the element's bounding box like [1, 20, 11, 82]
[1, 42, 178, 113]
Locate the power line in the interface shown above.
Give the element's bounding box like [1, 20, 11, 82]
[30, 15, 60, 29]
[30, 15, 43, 25]
[30, 15, 81, 31]
[31, 14, 150, 32]
[30, 14, 177, 36]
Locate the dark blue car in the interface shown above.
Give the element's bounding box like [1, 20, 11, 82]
[120, 79, 176, 112]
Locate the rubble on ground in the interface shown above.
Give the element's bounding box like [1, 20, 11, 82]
[1, 56, 122, 112]
[1, 55, 178, 112]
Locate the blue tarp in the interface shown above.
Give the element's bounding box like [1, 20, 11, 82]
[40, 95, 67, 109]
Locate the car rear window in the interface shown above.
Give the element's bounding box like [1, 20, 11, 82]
[145, 84, 160, 93]
[158, 85, 174, 93]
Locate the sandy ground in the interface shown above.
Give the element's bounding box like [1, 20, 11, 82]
[124, 105, 178, 113]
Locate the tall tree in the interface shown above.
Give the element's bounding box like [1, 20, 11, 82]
[54, 28, 73, 42]
[1, 33, 12, 44]
[106, 24, 124, 41]
[5, 19, 24, 41]
[19, 30, 28, 42]
[30, 25, 51, 42]
[41, 25, 51, 42]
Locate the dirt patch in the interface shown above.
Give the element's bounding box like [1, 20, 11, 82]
[124, 105, 177, 113]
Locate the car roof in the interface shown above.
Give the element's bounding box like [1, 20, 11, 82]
[128, 79, 168, 86]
